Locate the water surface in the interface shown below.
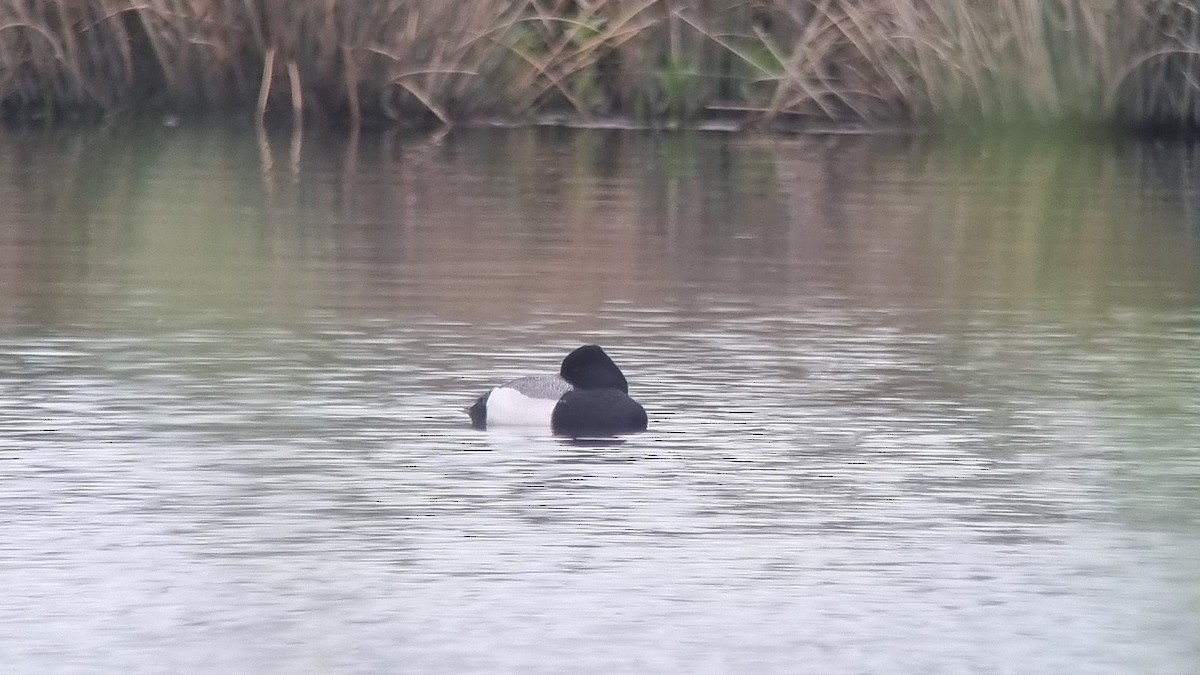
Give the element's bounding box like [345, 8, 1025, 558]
[1, 126, 1198, 673]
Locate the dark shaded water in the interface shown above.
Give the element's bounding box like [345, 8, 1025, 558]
[1, 126, 1199, 673]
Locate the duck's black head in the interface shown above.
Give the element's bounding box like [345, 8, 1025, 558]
[559, 344, 629, 392]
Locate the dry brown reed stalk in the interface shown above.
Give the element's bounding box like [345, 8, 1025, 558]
[495, 0, 661, 119]
[1118, 0, 1200, 128]
[1, 0, 1199, 130]
[0, 2, 131, 116]
[886, 0, 1200, 129]
[885, 0, 1112, 123]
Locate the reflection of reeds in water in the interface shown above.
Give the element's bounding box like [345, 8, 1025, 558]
[0, 1, 1198, 129]
[4, 125, 1197, 330]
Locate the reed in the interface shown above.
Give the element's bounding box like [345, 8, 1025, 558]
[886, 0, 1200, 129]
[0, 1, 1198, 130]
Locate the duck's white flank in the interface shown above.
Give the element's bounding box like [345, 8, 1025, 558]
[485, 387, 561, 427]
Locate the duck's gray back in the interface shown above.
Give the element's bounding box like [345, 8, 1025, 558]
[501, 375, 571, 400]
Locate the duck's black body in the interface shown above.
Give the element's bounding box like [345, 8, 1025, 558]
[551, 388, 648, 436]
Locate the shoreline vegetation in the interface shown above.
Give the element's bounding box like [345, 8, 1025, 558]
[1, 1, 1199, 133]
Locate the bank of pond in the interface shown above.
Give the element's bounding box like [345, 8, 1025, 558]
[1, 1, 1198, 134]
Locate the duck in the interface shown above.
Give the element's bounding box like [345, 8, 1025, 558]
[468, 345, 648, 436]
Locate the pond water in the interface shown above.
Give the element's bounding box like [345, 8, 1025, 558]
[1, 125, 1198, 673]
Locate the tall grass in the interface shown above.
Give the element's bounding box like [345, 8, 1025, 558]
[889, 0, 1200, 128]
[1, 1, 1198, 129]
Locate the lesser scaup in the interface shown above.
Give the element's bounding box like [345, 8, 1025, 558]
[469, 345, 648, 436]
